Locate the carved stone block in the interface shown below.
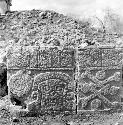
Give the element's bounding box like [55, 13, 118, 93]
[30, 46, 39, 69]
[102, 48, 123, 67]
[28, 71, 75, 114]
[78, 48, 102, 70]
[7, 46, 30, 69]
[78, 69, 121, 111]
[9, 70, 33, 98]
[7, 46, 75, 70]
[7, 46, 75, 115]
[77, 47, 123, 111]
[7, 46, 123, 115]
[38, 48, 52, 69]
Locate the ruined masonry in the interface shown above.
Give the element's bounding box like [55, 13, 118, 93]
[0, 2, 123, 116]
[6, 45, 123, 115]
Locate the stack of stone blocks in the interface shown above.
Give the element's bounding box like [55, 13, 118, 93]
[1, 44, 123, 116]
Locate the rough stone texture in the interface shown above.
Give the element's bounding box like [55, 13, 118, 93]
[0, 10, 89, 47]
[7, 46, 75, 115]
[0, 10, 119, 49]
[7, 45, 123, 117]
[78, 47, 123, 111]
[0, 9, 123, 124]
[9, 70, 33, 98]
[7, 46, 75, 70]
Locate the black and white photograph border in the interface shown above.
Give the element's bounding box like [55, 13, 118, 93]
[0, 0, 123, 125]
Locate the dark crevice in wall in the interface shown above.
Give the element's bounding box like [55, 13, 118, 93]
[0, 63, 7, 98]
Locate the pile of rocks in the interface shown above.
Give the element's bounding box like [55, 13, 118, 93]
[0, 9, 110, 48]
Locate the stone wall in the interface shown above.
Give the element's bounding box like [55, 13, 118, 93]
[7, 46, 75, 115]
[6, 45, 123, 116]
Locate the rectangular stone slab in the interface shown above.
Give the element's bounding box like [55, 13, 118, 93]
[7, 46, 76, 115]
[7, 46, 75, 71]
[77, 47, 123, 111]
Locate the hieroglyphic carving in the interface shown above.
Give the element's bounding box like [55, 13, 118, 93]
[51, 48, 60, 68]
[7, 46, 75, 70]
[60, 49, 74, 68]
[27, 72, 74, 114]
[38, 48, 52, 69]
[7, 46, 30, 69]
[30, 47, 39, 68]
[7, 46, 75, 115]
[102, 48, 123, 67]
[78, 48, 102, 69]
[7, 46, 122, 114]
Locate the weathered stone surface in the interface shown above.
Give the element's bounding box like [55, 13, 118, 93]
[78, 48, 102, 68]
[77, 47, 123, 111]
[7, 46, 75, 115]
[7, 46, 75, 70]
[102, 48, 123, 67]
[0, 9, 123, 125]
[9, 70, 33, 98]
[27, 72, 74, 114]
[7, 45, 123, 116]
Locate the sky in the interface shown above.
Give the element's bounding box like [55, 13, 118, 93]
[11, 0, 123, 19]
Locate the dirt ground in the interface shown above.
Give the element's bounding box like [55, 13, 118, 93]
[0, 112, 123, 125]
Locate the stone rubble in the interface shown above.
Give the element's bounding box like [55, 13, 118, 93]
[0, 9, 122, 124]
[0, 10, 118, 49]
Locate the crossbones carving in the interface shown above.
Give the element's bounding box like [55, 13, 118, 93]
[78, 69, 121, 109]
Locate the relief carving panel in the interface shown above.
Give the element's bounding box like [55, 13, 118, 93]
[78, 69, 121, 111]
[7, 46, 75, 115]
[7, 46, 123, 114]
[78, 47, 123, 111]
[7, 46, 75, 70]
[27, 72, 75, 114]
[78, 48, 102, 69]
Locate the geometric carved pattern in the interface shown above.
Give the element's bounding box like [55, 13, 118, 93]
[78, 69, 121, 110]
[78, 47, 123, 111]
[7, 46, 123, 115]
